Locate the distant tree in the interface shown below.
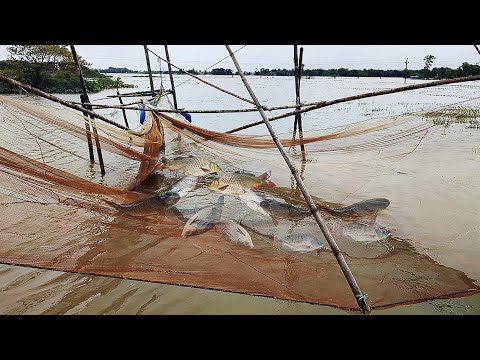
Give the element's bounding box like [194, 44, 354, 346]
[423, 55, 435, 71]
[7, 45, 90, 87]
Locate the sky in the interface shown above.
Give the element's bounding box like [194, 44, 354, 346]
[0, 45, 479, 72]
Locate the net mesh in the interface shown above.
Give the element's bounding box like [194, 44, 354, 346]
[1, 90, 479, 312]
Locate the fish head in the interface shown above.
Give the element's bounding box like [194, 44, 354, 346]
[158, 191, 181, 208]
[207, 179, 220, 191]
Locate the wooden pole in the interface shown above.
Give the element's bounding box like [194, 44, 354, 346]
[226, 74, 480, 133]
[164, 45, 178, 110]
[0, 75, 128, 130]
[225, 44, 370, 314]
[293, 45, 299, 139]
[69, 45, 94, 164]
[143, 45, 156, 97]
[116, 88, 129, 128]
[297, 46, 306, 157]
[70, 45, 105, 176]
[404, 58, 409, 84]
[79, 96, 95, 164]
[86, 101, 328, 113]
[474, 45, 480, 56]
[107, 89, 170, 98]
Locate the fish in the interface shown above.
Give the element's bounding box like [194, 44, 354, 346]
[208, 170, 275, 195]
[215, 219, 253, 248]
[259, 198, 311, 221]
[103, 191, 180, 217]
[330, 220, 391, 243]
[156, 155, 221, 176]
[273, 233, 324, 253]
[327, 198, 390, 223]
[236, 189, 272, 219]
[181, 196, 225, 237]
[168, 176, 200, 198]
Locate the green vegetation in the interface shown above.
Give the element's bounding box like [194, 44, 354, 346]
[423, 106, 480, 127]
[97, 62, 480, 80]
[0, 45, 134, 94]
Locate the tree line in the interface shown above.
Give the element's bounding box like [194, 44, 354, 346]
[99, 63, 480, 79]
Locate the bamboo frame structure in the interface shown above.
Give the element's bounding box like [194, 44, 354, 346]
[143, 45, 156, 97]
[116, 89, 130, 128]
[146, 47, 259, 107]
[164, 45, 178, 110]
[225, 45, 371, 314]
[226, 74, 480, 133]
[70, 45, 105, 176]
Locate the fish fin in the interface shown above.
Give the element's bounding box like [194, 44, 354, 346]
[200, 167, 210, 173]
[217, 185, 229, 191]
[258, 170, 271, 180]
[368, 214, 377, 225]
[263, 180, 276, 187]
[156, 210, 165, 224]
[272, 235, 279, 246]
[154, 163, 165, 171]
[272, 215, 279, 226]
[331, 222, 338, 235]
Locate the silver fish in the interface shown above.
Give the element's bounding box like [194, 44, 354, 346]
[331, 220, 391, 243]
[181, 196, 224, 237]
[169, 176, 200, 198]
[215, 219, 253, 248]
[104, 191, 180, 217]
[327, 198, 390, 218]
[259, 198, 311, 221]
[237, 189, 271, 218]
[273, 233, 324, 253]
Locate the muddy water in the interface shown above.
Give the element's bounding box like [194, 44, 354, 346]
[1, 75, 480, 314]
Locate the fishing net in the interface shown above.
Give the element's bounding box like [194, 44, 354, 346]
[1, 89, 479, 313]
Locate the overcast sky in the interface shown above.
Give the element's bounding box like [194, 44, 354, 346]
[0, 45, 479, 72]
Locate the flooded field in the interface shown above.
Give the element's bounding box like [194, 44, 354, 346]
[1, 75, 479, 314]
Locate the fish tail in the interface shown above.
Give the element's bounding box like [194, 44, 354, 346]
[258, 170, 271, 180]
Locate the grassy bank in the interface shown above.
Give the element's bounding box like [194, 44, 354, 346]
[0, 60, 135, 94]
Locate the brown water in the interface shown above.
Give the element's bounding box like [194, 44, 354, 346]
[1, 75, 480, 314]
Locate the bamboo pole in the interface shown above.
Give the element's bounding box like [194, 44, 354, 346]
[81, 94, 105, 176]
[297, 47, 305, 156]
[0, 75, 128, 130]
[143, 45, 156, 97]
[116, 88, 130, 128]
[107, 89, 170, 98]
[164, 45, 178, 110]
[68, 46, 94, 164]
[226, 74, 480, 133]
[85, 100, 327, 113]
[70, 45, 105, 176]
[147, 48, 259, 107]
[474, 45, 480, 56]
[225, 44, 371, 314]
[292, 45, 299, 139]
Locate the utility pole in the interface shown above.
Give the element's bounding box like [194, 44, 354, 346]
[404, 58, 409, 84]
